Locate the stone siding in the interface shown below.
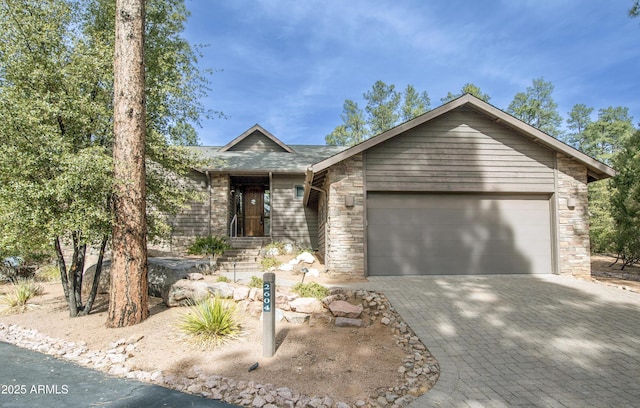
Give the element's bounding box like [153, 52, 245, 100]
[556, 154, 591, 278]
[323, 154, 365, 279]
[211, 174, 230, 237]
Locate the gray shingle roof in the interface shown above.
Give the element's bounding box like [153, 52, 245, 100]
[189, 145, 348, 173]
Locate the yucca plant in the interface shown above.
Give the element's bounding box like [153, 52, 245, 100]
[179, 297, 241, 347]
[0, 278, 42, 314]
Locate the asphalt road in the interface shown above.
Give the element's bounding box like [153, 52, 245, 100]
[0, 342, 239, 408]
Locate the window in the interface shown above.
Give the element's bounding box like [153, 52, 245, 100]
[295, 185, 304, 199]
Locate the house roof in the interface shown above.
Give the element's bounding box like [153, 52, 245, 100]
[304, 94, 617, 205]
[190, 124, 347, 173]
[219, 124, 295, 153]
[310, 94, 616, 178]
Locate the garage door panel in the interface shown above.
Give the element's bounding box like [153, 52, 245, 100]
[367, 193, 552, 276]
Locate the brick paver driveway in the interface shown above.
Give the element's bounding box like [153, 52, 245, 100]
[364, 275, 640, 407]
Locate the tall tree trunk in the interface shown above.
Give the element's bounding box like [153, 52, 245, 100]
[107, 0, 149, 328]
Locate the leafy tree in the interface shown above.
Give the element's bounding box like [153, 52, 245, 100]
[364, 80, 402, 135]
[0, 0, 210, 318]
[507, 77, 563, 138]
[565, 104, 594, 146]
[441, 83, 491, 103]
[609, 130, 640, 268]
[566, 105, 635, 254]
[581, 107, 635, 164]
[325, 100, 369, 146]
[107, 0, 148, 328]
[325, 81, 430, 146]
[401, 84, 431, 122]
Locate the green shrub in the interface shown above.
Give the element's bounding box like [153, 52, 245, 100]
[179, 297, 241, 347]
[292, 282, 329, 299]
[0, 279, 42, 314]
[248, 276, 263, 288]
[260, 256, 281, 271]
[216, 275, 229, 283]
[187, 236, 230, 256]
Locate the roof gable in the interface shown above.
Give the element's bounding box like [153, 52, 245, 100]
[309, 94, 616, 181]
[220, 124, 295, 153]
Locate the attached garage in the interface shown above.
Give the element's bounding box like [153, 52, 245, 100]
[366, 193, 552, 276]
[304, 95, 616, 279]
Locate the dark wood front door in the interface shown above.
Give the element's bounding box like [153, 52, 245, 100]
[244, 186, 264, 236]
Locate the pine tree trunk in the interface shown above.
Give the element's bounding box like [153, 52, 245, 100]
[107, 0, 149, 328]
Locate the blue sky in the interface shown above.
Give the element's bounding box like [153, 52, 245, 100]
[182, 0, 640, 146]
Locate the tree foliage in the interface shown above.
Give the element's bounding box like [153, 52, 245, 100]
[507, 77, 563, 138]
[441, 83, 491, 104]
[325, 81, 430, 146]
[631, 0, 640, 17]
[0, 0, 211, 317]
[609, 130, 640, 268]
[565, 104, 635, 255]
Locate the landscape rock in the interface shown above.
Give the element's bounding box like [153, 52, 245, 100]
[283, 311, 310, 324]
[278, 263, 294, 271]
[335, 317, 364, 327]
[187, 273, 204, 280]
[328, 300, 363, 318]
[289, 297, 325, 314]
[164, 280, 219, 307]
[295, 252, 315, 264]
[233, 286, 250, 301]
[208, 282, 235, 298]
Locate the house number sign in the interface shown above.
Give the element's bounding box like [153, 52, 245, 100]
[263, 282, 272, 312]
[262, 272, 276, 357]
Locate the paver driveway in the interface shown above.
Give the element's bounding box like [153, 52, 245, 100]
[363, 275, 640, 407]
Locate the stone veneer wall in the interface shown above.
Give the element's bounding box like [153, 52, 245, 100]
[211, 174, 230, 237]
[556, 154, 591, 278]
[323, 154, 365, 279]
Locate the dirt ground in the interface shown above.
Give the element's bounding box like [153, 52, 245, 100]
[590, 254, 640, 292]
[0, 269, 412, 404]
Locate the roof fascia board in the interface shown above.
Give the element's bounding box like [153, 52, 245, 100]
[220, 124, 295, 153]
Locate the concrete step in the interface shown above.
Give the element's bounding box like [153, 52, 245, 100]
[229, 237, 269, 249]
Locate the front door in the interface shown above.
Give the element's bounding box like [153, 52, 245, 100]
[244, 186, 264, 236]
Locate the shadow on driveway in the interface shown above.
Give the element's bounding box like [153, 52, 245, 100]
[363, 275, 640, 407]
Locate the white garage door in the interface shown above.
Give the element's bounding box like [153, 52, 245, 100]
[367, 193, 553, 276]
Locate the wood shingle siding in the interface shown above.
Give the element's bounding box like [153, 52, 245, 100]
[365, 109, 556, 193]
[271, 175, 318, 249]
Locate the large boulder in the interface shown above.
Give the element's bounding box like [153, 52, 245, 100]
[289, 297, 325, 314]
[163, 280, 236, 307]
[164, 280, 213, 307]
[83, 257, 214, 299]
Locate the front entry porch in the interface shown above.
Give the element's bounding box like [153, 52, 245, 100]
[229, 176, 270, 238]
